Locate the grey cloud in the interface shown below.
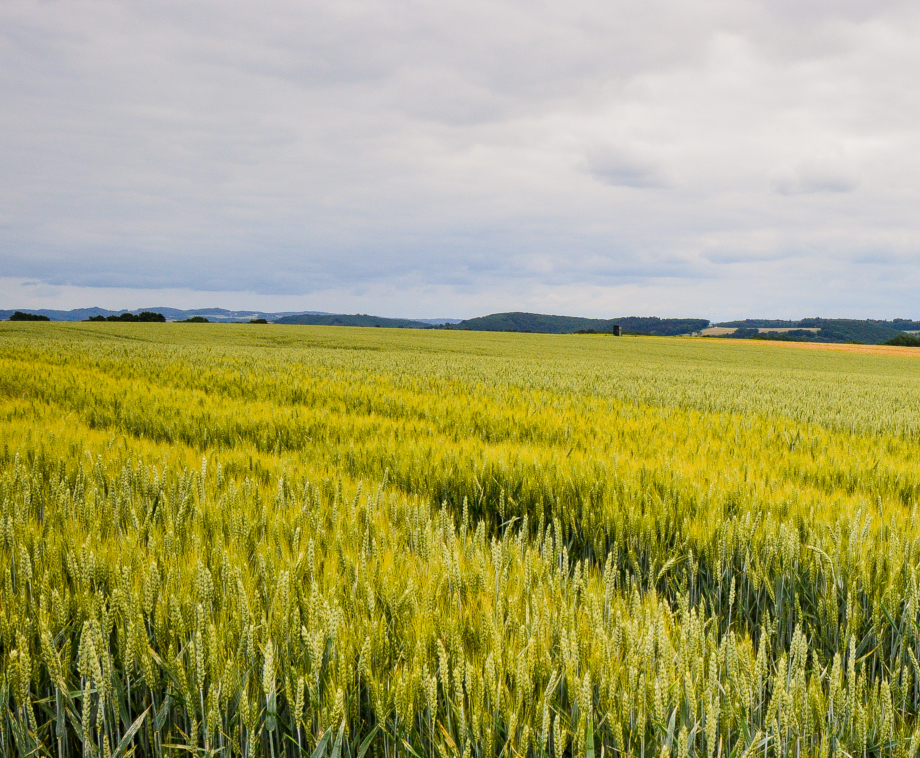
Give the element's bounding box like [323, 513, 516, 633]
[586, 149, 667, 189]
[769, 162, 858, 195]
[391, 69, 508, 126]
[1, 0, 919, 316]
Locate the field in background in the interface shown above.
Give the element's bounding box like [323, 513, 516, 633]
[3, 323, 920, 757]
[699, 327, 821, 337]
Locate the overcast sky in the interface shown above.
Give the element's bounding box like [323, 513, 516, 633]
[1, 0, 919, 319]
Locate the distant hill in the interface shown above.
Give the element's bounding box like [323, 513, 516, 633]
[0, 307, 330, 323]
[274, 313, 434, 328]
[7, 307, 914, 343]
[452, 312, 608, 333]
[142, 308, 330, 323]
[715, 318, 913, 344]
[451, 312, 709, 336]
[0, 307, 462, 326]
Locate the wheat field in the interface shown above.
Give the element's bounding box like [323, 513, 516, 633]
[3, 322, 920, 757]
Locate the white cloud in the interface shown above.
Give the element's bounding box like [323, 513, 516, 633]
[0, 0, 919, 317]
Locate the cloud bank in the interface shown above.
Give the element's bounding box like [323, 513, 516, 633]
[1, 0, 919, 318]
